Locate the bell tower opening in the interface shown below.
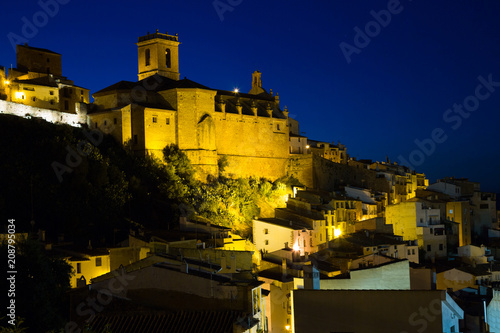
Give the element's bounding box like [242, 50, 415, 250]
[137, 30, 180, 81]
[249, 70, 265, 95]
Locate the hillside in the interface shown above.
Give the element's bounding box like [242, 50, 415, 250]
[0, 115, 292, 245]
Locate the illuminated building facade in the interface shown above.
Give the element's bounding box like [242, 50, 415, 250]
[89, 31, 290, 180]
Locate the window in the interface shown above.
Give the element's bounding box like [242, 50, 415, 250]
[449, 209, 453, 214]
[408, 249, 411, 255]
[366, 247, 370, 252]
[95, 122, 97, 128]
[152, 116, 157, 123]
[145, 49, 150, 66]
[480, 204, 489, 209]
[439, 244, 444, 251]
[166, 118, 170, 125]
[104, 120, 107, 126]
[113, 118, 117, 125]
[264, 228, 268, 234]
[133, 135, 138, 144]
[64, 100, 69, 110]
[264, 240, 269, 245]
[427, 245, 431, 251]
[50, 100, 54, 105]
[81, 90, 83, 95]
[32, 97, 36, 102]
[412, 249, 416, 255]
[310, 237, 313, 247]
[76, 263, 81, 274]
[320, 234, 322, 242]
[277, 124, 280, 131]
[50, 91, 54, 95]
[47, 58, 50, 63]
[95, 257, 102, 267]
[165, 48, 171, 68]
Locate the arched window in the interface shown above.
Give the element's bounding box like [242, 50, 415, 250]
[145, 49, 150, 66]
[165, 48, 171, 68]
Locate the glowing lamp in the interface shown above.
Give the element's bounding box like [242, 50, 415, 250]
[292, 241, 300, 251]
[233, 88, 239, 93]
[306, 145, 310, 149]
[14, 91, 24, 99]
[286, 325, 291, 331]
[4, 80, 10, 85]
[334, 228, 342, 238]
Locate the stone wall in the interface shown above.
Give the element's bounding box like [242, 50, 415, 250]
[0, 99, 86, 127]
[312, 154, 391, 192]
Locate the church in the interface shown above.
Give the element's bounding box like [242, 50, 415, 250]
[89, 30, 293, 180]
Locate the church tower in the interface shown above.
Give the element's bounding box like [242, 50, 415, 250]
[137, 30, 180, 81]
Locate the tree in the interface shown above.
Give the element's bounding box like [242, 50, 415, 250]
[0, 238, 73, 332]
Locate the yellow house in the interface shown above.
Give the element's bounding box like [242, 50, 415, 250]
[59, 247, 111, 288]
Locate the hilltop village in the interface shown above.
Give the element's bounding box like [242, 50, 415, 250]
[1, 31, 500, 333]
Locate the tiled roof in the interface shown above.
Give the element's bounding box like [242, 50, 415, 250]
[89, 311, 243, 333]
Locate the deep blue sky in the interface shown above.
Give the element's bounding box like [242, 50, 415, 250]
[1, 0, 500, 194]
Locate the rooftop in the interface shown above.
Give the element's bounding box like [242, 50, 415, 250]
[255, 217, 312, 230]
[17, 44, 60, 55]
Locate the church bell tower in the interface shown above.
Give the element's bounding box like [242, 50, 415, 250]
[137, 30, 180, 81]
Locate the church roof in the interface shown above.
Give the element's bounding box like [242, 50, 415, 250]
[93, 74, 213, 95]
[94, 74, 287, 118]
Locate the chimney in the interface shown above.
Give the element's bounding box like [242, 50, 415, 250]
[87, 240, 92, 250]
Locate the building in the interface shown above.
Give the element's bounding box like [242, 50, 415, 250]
[253, 217, 315, 256]
[319, 259, 411, 290]
[89, 31, 291, 180]
[307, 139, 347, 164]
[5, 44, 90, 114]
[292, 289, 463, 333]
[446, 201, 472, 246]
[385, 199, 447, 260]
[90, 255, 266, 332]
[54, 245, 111, 288]
[457, 244, 493, 265]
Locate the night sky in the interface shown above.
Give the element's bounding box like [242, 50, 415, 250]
[2, 0, 500, 194]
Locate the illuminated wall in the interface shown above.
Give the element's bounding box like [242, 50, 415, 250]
[67, 254, 111, 288]
[0, 100, 87, 127]
[320, 259, 411, 290]
[447, 201, 472, 246]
